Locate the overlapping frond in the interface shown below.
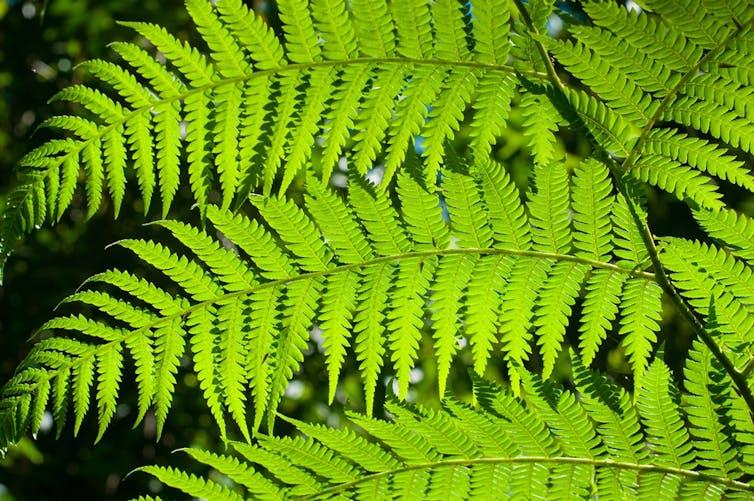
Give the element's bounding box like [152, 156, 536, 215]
[0, 0, 541, 280]
[132, 359, 754, 500]
[3, 1, 754, 497]
[549, 1, 754, 213]
[660, 237, 754, 364]
[3, 0, 753, 290]
[0, 158, 660, 446]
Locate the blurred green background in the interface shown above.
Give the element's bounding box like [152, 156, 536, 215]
[0, 0, 739, 498]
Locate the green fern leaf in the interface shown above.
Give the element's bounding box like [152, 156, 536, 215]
[465, 255, 514, 376]
[660, 238, 754, 348]
[619, 278, 663, 379]
[348, 411, 441, 464]
[473, 157, 531, 250]
[572, 25, 681, 96]
[3, 151, 672, 444]
[472, 0, 511, 65]
[469, 73, 517, 157]
[267, 277, 321, 431]
[277, 0, 321, 63]
[215, 0, 285, 70]
[252, 195, 333, 272]
[684, 341, 741, 478]
[693, 206, 754, 263]
[662, 97, 754, 157]
[135, 465, 245, 501]
[232, 441, 324, 495]
[94, 344, 123, 443]
[152, 319, 186, 439]
[578, 270, 626, 366]
[527, 162, 571, 254]
[320, 271, 359, 403]
[560, 87, 638, 158]
[383, 66, 445, 182]
[351, 0, 396, 57]
[354, 263, 394, 415]
[180, 447, 283, 499]
[388, 258, 434, 399]
[632, 155, 725, 210]
[637, 358, 697, 469]
[612, 196, 650, 270]
[352, 66, 407, 173]
[321, 64, 374, 179]
[572, 159, 614, 262]
[260, 434, 362, 483]
[282, 415, 401, 473]
[286, 68, 337, 187]
[581, 2, 701, 72]
[641, 128, 754, 195]
[186, 306, 228, 441]
[639, 0, 733, 49]
[534, 261, 588, 378]
[498, 257, 552, 389]
[312, 0, 357, 60]
[306, 183, 374, 264]
[422, 68, 480, 183]
[443, 166, 492, 249]
[549, 38, 657, 126]
[348, 177, 411, 256]
[392, 0, 432, 58]
[431, 254, 478, 395]
[520, 90, 563, 165]
[215, 298, 252, 441]
[396, 171, 449, 250]
[71, 347, 95, 437]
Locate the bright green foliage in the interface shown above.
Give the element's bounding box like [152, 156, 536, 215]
[2, 0, 754, 499]
[0, 157, 660, 443]
[130, 357, 754, 500]
[1, 0, 536, 278]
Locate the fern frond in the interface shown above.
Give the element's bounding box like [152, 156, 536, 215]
[581, 1, 701, 72]
[12, 0, 745, 287]
[560, 87, 638, 158]
[1, 161, 663, 443]
[534, 261, 589, 378]
[1, 0, 535, 276]
[472, 157, 530, 250]
[527, 162, 571, 254]
[572, 159, 613, 262]
[631, 154, 725, 210]
[660, 238, 754, 350]
[548, 38, 657, 127]
[578, 270, 626, 366]
[638, 0, 734, 50]
[519, 90, 563, 165]
[662, 97, 754, 157]
[136, 362, 754, 499]
[611, 184, 650, 269]
[638, 359, 697, 469]
[693, 206, 754, 263]
[684, 341, 741, 478]
[180, 447, 283, 499]
[572, 26, 681, 96]
[498, 257, 552, 389]
[618, 278, 663, 379]
[641, 128, 754, 195]
[135, 465, 246, 501]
